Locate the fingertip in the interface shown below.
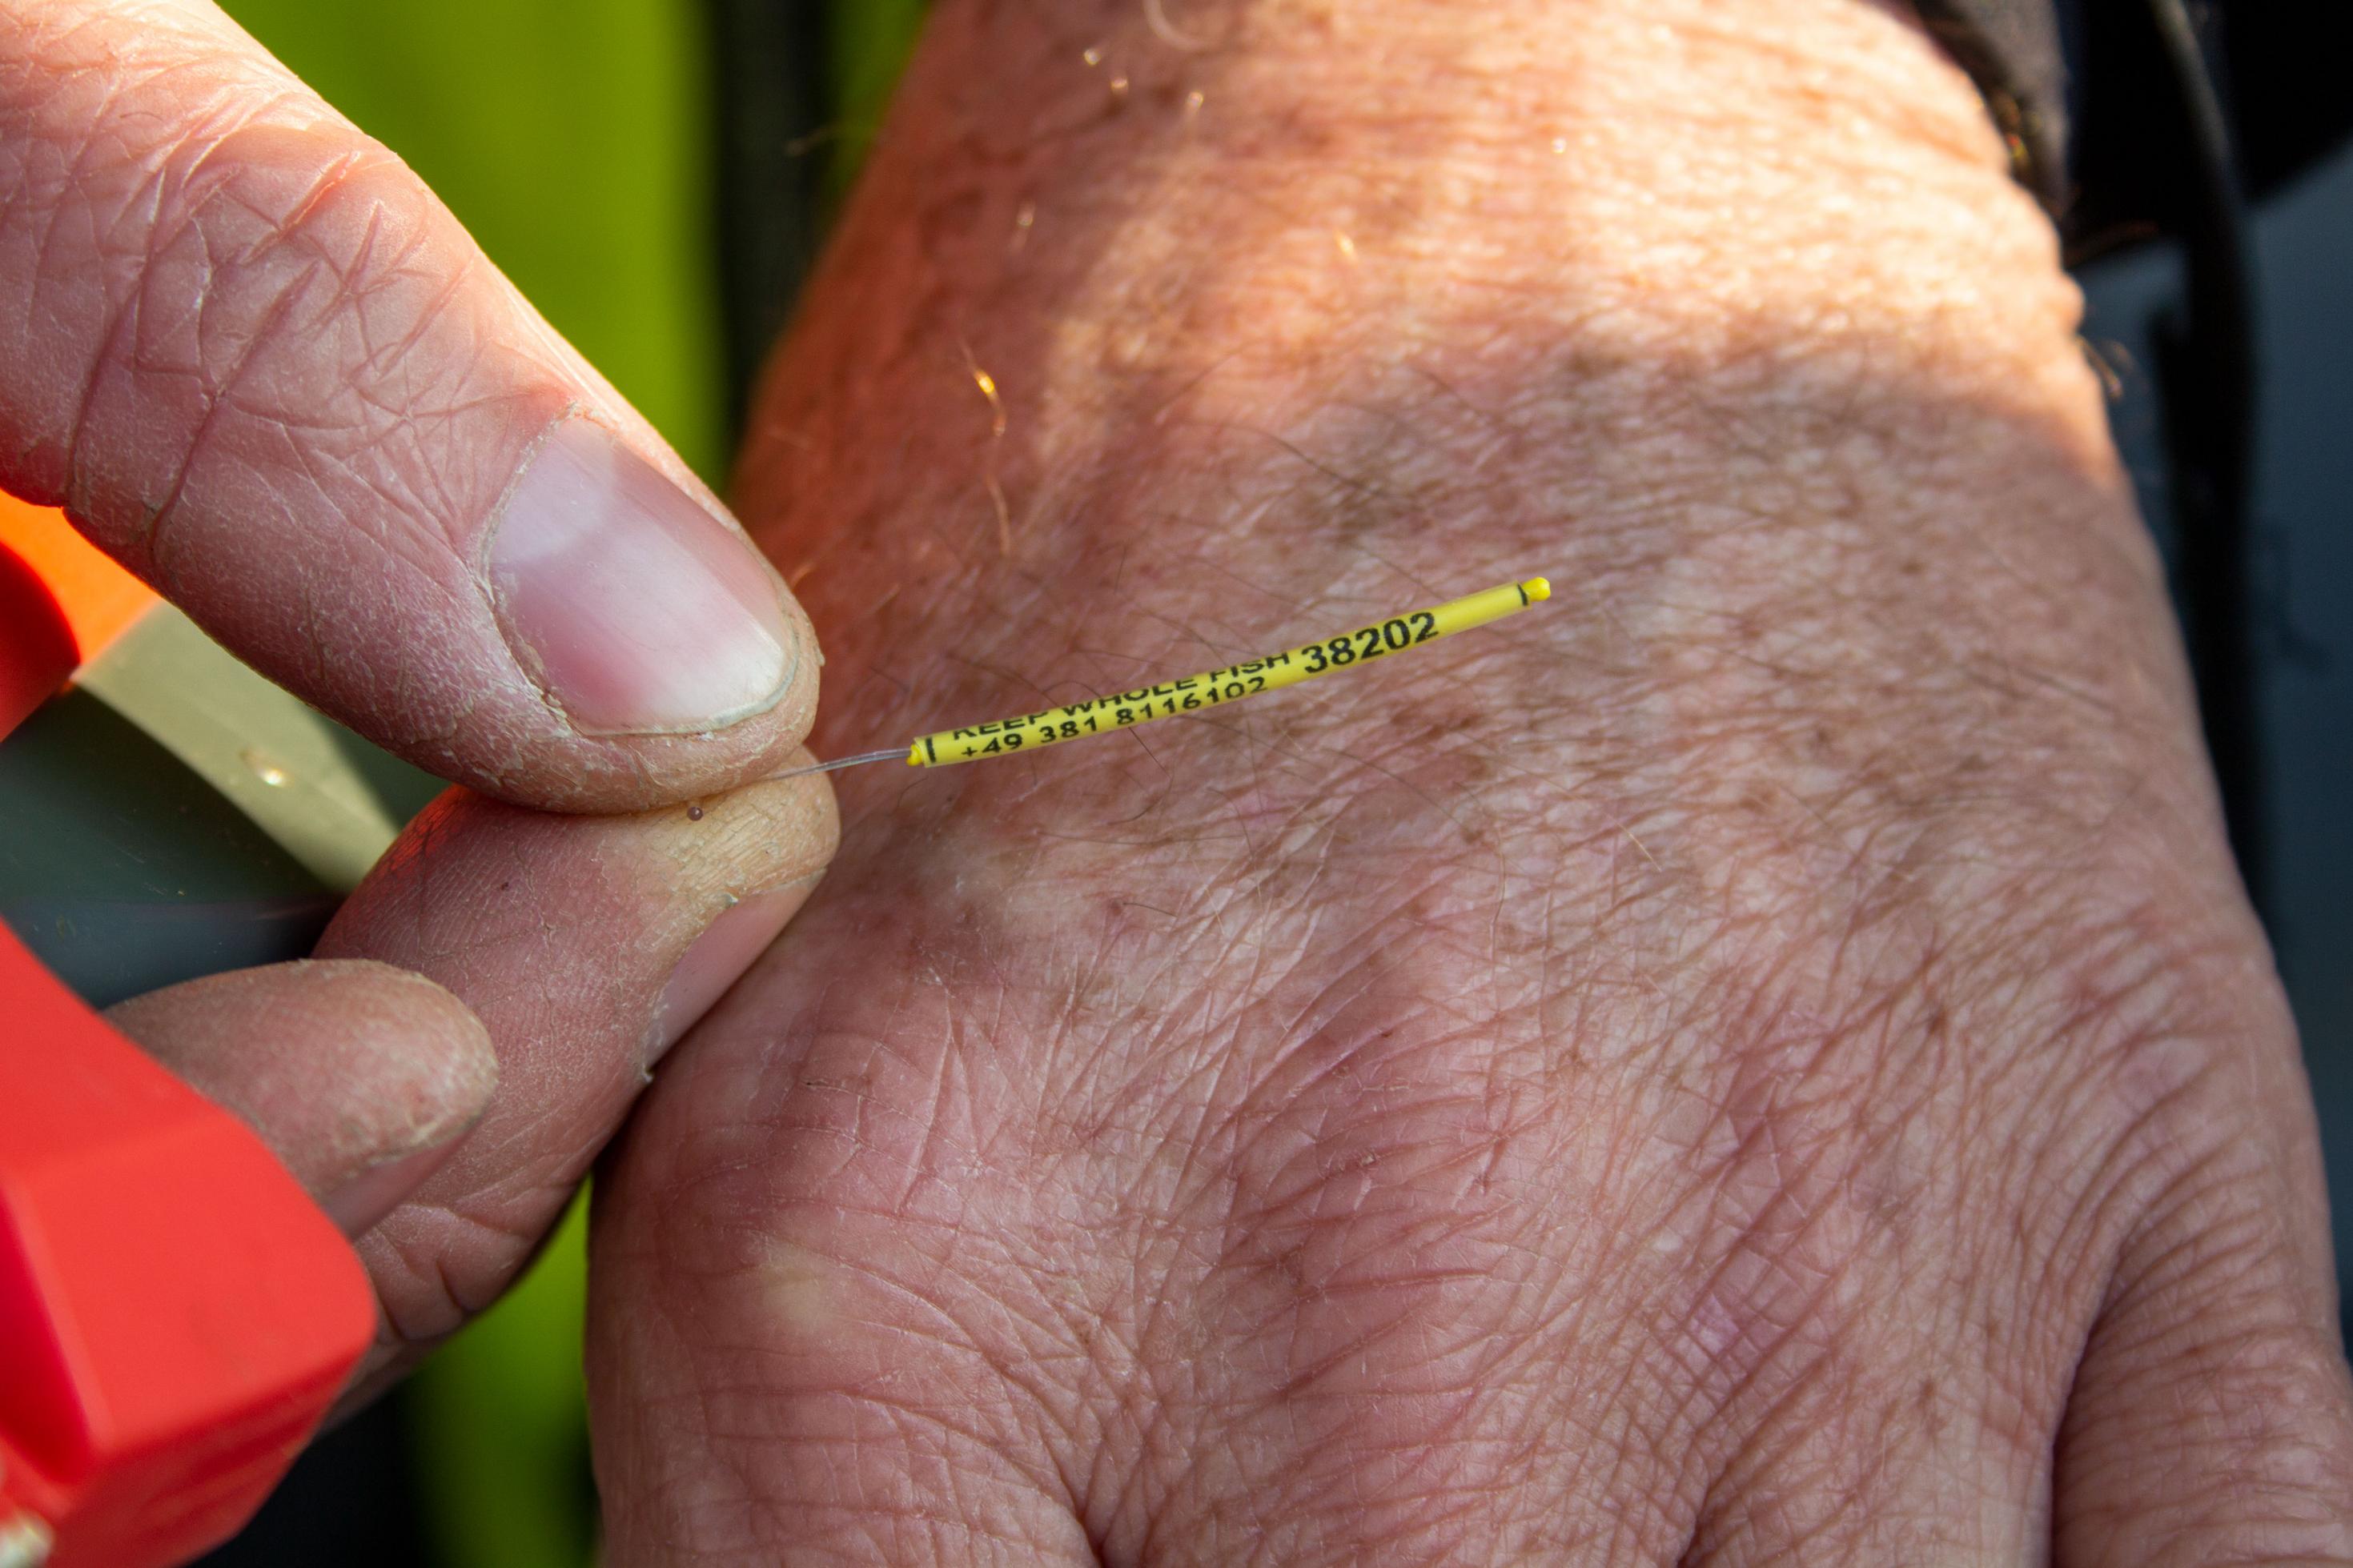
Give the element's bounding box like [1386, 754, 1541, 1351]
[617, 750, 841, 896]
[443, 587, 827, 817]
[313, 960, 503, 1141]
[109, 959, 499, 1212]
[305, 748, 840, 1358]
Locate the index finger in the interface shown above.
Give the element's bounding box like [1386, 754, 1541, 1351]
[0, 0, 816, 812]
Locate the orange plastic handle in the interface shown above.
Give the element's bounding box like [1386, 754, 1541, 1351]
[0, 495, 156, 665]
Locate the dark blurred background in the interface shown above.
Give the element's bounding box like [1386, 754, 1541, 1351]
[18, 0, 2340, 1560]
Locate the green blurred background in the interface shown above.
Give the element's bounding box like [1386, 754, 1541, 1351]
[184, 2, 920, 1561]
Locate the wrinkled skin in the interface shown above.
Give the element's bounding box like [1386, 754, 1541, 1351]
[587, 1, 2353, 1562]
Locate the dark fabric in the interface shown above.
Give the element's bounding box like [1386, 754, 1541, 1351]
[707, 0, 832, 435]
[1913, 0, 2072, 210]
[1922, 0, 2353, 235]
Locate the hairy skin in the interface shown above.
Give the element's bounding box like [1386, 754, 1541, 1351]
[588, 0, 2353, 1562]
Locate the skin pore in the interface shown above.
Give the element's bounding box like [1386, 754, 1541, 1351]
[585, 0, 2353, 1562]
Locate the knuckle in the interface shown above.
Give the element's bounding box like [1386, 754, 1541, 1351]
[85, 122, 442, 561]
[359, 1185, 568, 1348]
[2, 20, 545, 575]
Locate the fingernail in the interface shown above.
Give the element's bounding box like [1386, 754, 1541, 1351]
[488, 417, 797, 734]
[652, 883, 810, 1063]
[322, 1134, 466, 1238]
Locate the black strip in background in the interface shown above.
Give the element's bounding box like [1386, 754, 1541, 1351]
[195, 1396, 438, 1568]
[2066, 0, 2353, 247]
[1912, 0, 2071, 212]
[2142, 0, 2264, 908]
[706, 0, 834, 439]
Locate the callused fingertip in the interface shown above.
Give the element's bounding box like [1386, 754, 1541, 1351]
[488, 415, 800, 738]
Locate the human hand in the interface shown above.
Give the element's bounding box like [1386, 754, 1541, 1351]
[586, 1, 2353, 1561]
[2, 0, 833, 1395]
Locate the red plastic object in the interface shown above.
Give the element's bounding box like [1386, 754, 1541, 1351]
[1, 527, 375, 1565]
[1, 495, 155, 736]
[0, 540, 76, 739]
[0, 495, 157, 670]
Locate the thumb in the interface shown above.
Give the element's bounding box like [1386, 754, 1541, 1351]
[0, 0, 815, 812]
